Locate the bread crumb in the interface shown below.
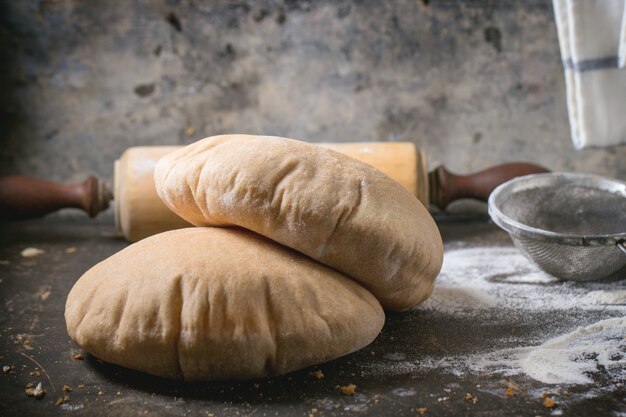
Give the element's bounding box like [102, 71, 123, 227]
[55, 395, 70, 406]
[505, 387, 515, 397]
[73, 353, 84, 360]
[98, 389, 105, 396]
[78, 384, 85, 388]
[3, 366, 10, 374]
[309, 370, 324, 379]
[437, 397, 449, 402]
[416, 407, 428, 414]
[464, 393, 479, 403]
[542, 392, 556, 408]
[21, 248, 44, 258]
[65, 247, 77, 254]
[39, 288, 51, 300]
[337, 384, 356, 395]
[25, 382, 45, 398]
[63, 385, 72, 392]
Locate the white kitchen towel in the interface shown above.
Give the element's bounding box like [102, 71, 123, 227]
[619, 6, 626, 68]
[553, 0, 626, 149]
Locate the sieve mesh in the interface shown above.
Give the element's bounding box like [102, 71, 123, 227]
[488, 173, 626, 281]
[513, 236, 624, 281]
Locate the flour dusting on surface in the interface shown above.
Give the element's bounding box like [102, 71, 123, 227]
[469, 317, 626, 384]
[419, 247, 625, 313]
[585, 290, 626, 305]
[362, 247, 626, 388]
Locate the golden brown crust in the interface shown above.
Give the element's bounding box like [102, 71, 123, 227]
[65, 228, 384, 381]
[155, 135, 443, 311]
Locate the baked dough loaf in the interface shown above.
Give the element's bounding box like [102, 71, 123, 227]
[65, 228, 384, 381]
[155, 135, 443, 311]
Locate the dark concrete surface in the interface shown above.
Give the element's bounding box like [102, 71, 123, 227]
[1, 0, 625, 186]
[0, 218, 624, 416]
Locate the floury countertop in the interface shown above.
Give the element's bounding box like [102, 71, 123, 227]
[0, 218, 624, 417]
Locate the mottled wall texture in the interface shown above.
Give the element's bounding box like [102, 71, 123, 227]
[1, 0, 624, 188]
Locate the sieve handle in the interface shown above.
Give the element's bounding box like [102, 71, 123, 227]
[430, 162, 549, 210]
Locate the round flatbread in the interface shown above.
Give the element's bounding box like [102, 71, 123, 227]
[65, 228, 384, 381]
[154, 135, 443, 311]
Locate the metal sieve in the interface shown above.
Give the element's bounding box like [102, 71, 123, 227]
[488, 172, 626, 281]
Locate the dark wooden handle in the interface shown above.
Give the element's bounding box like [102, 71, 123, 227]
[0, 175, 112, 221]
[429, 162, 549, 210]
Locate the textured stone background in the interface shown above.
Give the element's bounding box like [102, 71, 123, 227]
[1, 0, 624, 188]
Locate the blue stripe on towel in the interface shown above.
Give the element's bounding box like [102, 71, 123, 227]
[563, 56, 620, 72]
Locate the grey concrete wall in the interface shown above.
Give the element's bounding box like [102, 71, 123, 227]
[1, 0, 624, 189]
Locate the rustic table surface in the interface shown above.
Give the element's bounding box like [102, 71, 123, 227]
[1, 217, 624, 417]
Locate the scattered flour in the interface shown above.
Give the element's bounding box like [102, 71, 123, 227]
[363, 247, 626, 387]
[391, 388, 417, 397]
[384, 352, 407, 361]
[363, 317, 626, 385]
[419, 247, 626, 313]
[469, 317, 626, 384]
[585, 290, 626, 305]
[421, 287, 497, 312]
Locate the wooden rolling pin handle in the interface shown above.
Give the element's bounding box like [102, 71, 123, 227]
[0, 175, 112, 221]
[430, 163, 550, 210]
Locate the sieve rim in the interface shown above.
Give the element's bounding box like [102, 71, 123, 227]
[488, 172, 626, 247]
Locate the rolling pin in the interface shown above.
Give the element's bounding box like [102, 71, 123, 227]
[0, 142, 548, 241]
